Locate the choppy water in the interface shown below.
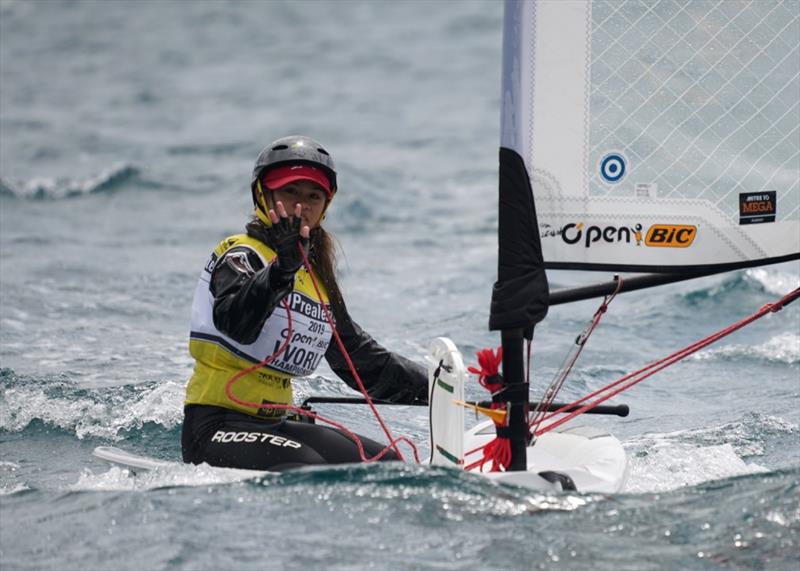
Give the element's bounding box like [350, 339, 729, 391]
[1, 1, 799, 570]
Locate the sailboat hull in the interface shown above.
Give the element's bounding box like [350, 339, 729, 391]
[428, 337, 628, 494]
[464, 421, 628, 493]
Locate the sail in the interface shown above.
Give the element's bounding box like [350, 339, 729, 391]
[501, 0, 800, 273]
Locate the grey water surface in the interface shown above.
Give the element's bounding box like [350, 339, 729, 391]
[1, 1, 798, 570]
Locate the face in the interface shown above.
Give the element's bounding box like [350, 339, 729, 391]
[268, 180, 328, 228]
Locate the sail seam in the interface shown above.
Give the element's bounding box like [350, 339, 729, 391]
[528, 0, 537, 180]
[581, 0, 592, 205]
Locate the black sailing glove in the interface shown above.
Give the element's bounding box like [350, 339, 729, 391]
[268, 215, 310, 289]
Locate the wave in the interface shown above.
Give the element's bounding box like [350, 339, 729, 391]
[71, 463, 264, 493]
[0, 483, 29, 497]
[0, 369, 183, 440]
[624, 440, 768, 494]
[623, 412, 797, 493]
[744, 267, 800, 297]
[72, 460, 598, 517]
[676, 413, 798, 458]
[598, 467, 800, 570]
[692, 331, 800, 365]
[0, 461, 29, 497]
[679, 266, 800, 306]
[263, 463, 601, 518]
[0, 163, 141, 200]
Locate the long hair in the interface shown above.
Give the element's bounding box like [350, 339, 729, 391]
[245, 217, 344, 315]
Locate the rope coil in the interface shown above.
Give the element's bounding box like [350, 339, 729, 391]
[464, 347, 511, 472]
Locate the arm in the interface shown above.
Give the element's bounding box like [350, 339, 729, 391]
[211, 247, 293, 345]
[212, 205, 309, 345]
[325, 301, 428, 405]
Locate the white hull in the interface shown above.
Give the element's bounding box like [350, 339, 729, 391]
[465, 421, 627, 493]
[93, 445, 173, 471]
[428, 337, 628, 493]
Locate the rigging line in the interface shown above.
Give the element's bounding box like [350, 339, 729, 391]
[222, 298, 420, 464]
[529, 277, 623, 433]
[221, 259, 418, 463]
[427, 359, 443, 465]
[535, 286, 800, 436]
[297, 242, 406, 460]
[538, 285, 800, 427]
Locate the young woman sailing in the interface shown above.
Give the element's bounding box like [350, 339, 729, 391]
[182, 136, 427, 470]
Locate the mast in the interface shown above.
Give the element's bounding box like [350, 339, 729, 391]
[488, 0, 550, 471]
[489, 146, 549, 471]
[490, 147, 549, 471]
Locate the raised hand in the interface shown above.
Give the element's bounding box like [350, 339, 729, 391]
[268, 200, 310, 283]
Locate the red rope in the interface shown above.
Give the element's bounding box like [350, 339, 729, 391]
[296, 243, 407, 460]
[464, 347, 511, 472]
[223, 242, 420, 464]
[529, 279, 622, 434]
[468, 347, 503, 393]
[535, 286, 800, 436]
[222, 299, 419, 463]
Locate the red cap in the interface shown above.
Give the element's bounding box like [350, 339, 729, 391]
[262, 165, 332, 197]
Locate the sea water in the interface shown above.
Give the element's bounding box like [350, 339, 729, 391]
[1, 1, 798, 570]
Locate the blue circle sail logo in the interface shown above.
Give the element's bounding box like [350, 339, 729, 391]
[600, 153, 626, 183]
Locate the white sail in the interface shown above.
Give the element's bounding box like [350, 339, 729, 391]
[502, 0, 800, 272]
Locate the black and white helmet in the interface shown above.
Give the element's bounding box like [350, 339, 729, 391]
[251, 135, 337, 201]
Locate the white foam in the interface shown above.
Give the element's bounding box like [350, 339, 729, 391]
[0, 483, 30, 496]
[745, 267, 800, 297]
[0, 460, 28, 496]
[75, 381, 185, 440]
[692, 332, 800, 365]
[3, 163, 137, 199]
[622, 425, 773, 494]
[71, 463, 267, 492]
[0, 380, 185, 439]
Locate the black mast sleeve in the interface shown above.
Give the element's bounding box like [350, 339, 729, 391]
[489, 147, 549, 331]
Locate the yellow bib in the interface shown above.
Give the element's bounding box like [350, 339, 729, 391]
[185, 234, 331, 418]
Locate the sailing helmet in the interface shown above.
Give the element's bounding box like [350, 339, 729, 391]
[251, 136, 337, 224]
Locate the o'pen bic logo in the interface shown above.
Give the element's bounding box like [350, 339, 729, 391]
[600, 153, 627, 183]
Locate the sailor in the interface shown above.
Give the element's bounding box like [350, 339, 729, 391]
[182, 136, 427, 470]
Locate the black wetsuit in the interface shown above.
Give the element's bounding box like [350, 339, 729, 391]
[182, 405, 400, 470]
[182, 222, 426, 470]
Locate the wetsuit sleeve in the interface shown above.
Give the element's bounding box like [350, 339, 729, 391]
[210, 246, 293, 345]
[325, 302, 428, 405]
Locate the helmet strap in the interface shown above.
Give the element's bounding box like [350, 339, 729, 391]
[255, 179, 333, 226]
[254, 180, 273, 227]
